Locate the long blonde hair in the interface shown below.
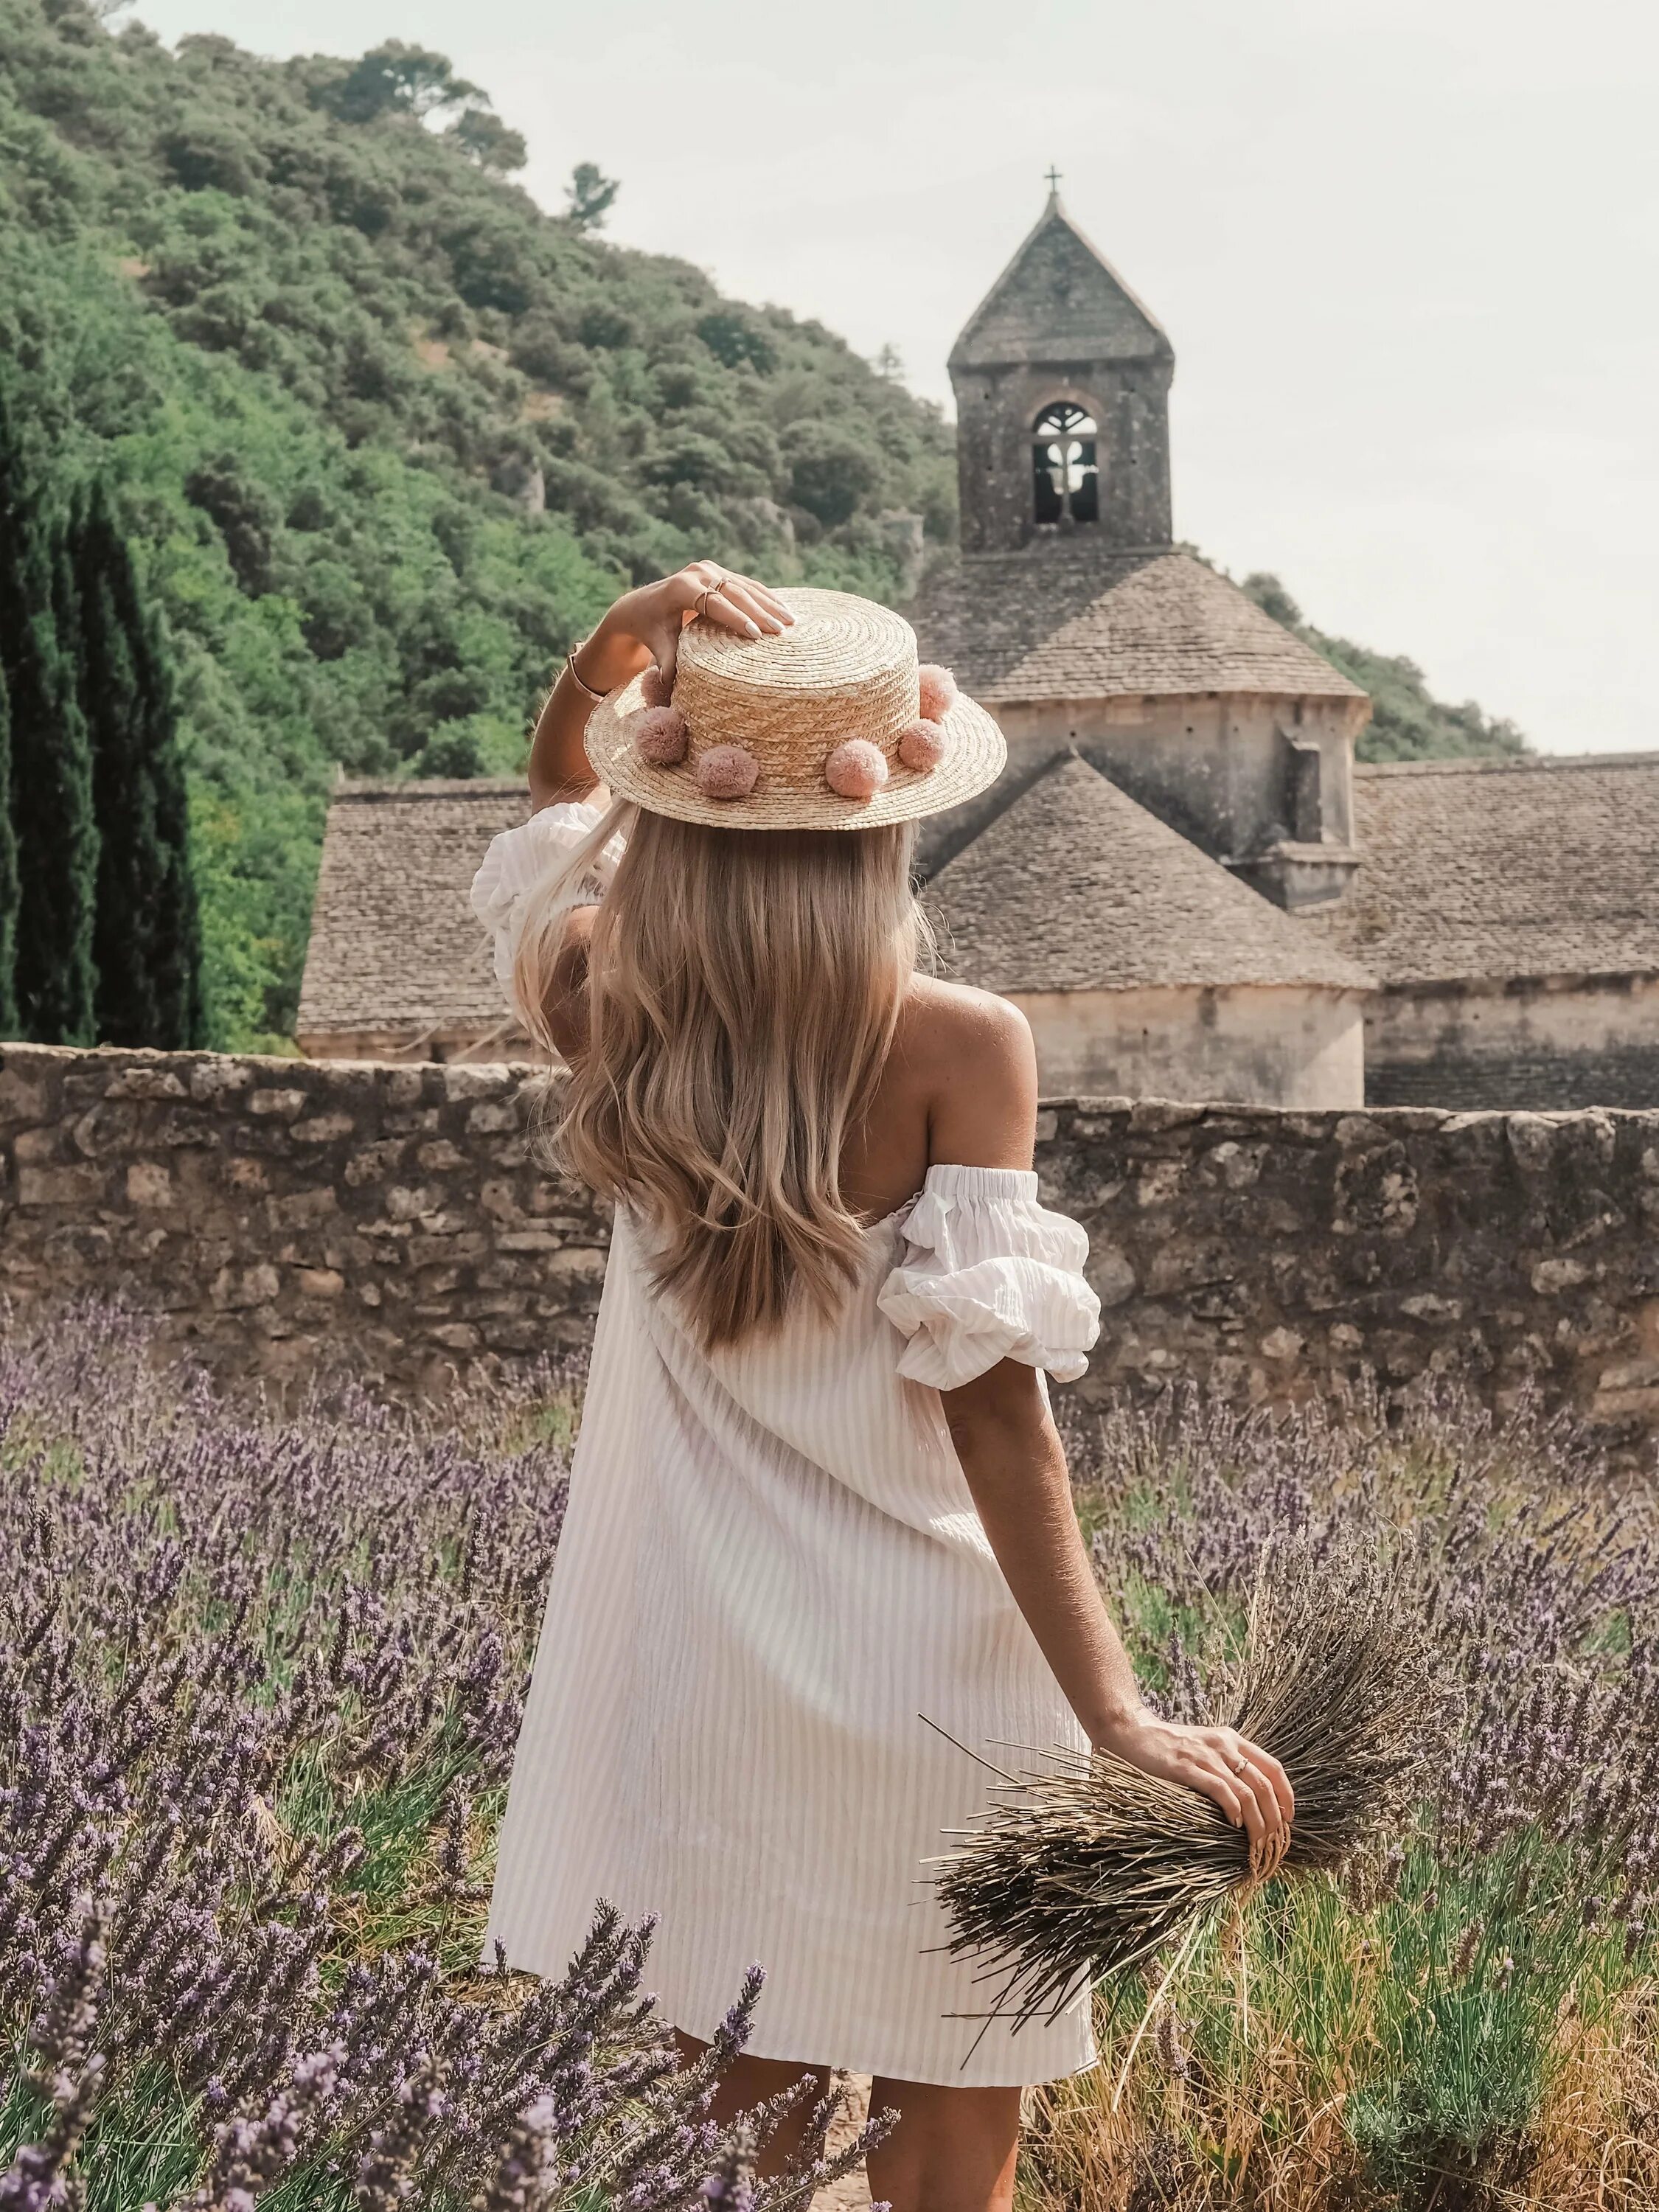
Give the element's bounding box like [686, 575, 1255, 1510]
[512, 800, 926, 1346]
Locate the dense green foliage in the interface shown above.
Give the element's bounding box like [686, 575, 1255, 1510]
[69, 479, 204, 1048]
[0, 0, 955, 1046]
[1, 0, 1526, 1046]
[1241, 572, 1528, 764]
[0, 381, 202, 1046]
[0, 382, 99, 1043]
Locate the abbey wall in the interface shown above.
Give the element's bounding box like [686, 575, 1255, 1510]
[2, 1045, 1657, 1469]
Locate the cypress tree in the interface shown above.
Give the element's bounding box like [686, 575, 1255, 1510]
[0, 663, 18, 1036]
[0, 382, 97, 1046]
[69, 481, 205, 1048]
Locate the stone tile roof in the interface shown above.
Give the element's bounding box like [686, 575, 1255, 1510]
[296, 779, 527, 1041]
[929, 754, 1374, 995]
[949, 192, 1172, 369]
[908, 546, 1366, 705]
[1310, 752, 1659, 987]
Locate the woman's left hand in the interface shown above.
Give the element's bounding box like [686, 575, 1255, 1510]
[577, 560, 794, 695]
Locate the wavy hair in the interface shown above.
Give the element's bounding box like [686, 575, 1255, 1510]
[512, 800, 926, 1347]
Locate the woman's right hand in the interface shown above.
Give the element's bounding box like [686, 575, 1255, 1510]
[574, 560, 794, 697]
[1094, 1708, 1295, 1877]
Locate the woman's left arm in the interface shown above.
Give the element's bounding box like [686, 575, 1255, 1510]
[529, 561, 793, 810]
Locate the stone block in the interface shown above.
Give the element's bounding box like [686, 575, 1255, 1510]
[293, 1113, 356, 1144]
[386, 1068, 428, 1110]
[189, 1060, 254, 1101]
[126, 1161, 175, 1208]
[0, 1067, 50, 1122]
[16, 1163, 105, 1207]
[104, 1067, 187, 1102]
[417, 1140, 467, 1172]
[444, 1065, 512, 1103]
[249, 1088, 307, 1119]
[466, 1099, 521, 1135]
[1530, 1256, 1593, 1295]
[212, 1263, 281, 1310]
[13, 1126, 63, 1163]
[1088, 1245, 1138, 1309]
[268, 1189, 338, 1230]
[295, 1267, 345, 1300]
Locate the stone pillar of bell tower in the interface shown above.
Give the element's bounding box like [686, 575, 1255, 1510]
[948, 187, 1175, 556]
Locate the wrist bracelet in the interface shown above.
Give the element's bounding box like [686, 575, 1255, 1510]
[566, 641, 606, 702]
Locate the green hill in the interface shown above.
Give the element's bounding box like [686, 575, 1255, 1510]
[0, 0, 954, 1044]
[1239, 574, 1527, 765]
[0, 0, 1524, 1048]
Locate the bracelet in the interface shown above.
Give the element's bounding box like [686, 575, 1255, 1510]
[566, 641, 606, 702]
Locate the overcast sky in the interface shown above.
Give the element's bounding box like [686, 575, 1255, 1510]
[129, 0, 1658, 755]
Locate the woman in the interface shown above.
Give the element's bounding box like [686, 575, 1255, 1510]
[473, 563, 1293, 2212]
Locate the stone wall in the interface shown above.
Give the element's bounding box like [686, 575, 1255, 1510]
[1366, 976, 1659, 1113]
[3, 1045, 1658, 1470]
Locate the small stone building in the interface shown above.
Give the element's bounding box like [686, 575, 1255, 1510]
[296, 188, 1658, 1113]
[1314, 754, 1659, 1107]
[296, 780, 529, 1061]
[928, 754, 1371, 1106]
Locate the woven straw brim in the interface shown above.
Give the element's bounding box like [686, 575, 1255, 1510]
[585, 672, 1006, 831]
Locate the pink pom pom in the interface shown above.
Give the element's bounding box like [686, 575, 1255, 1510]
[824, 740, 890, 800]
[916, 664, 957, 722]
[695, 744, 759, 800]
[640, 664, 672, 710]
[897, 718, 948, 773]
[635, 706, 688, 767]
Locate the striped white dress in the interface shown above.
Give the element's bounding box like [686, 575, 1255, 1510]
[473, 806, 1103, 2087]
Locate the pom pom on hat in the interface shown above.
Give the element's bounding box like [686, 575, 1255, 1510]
[824, 739, 889, 800]
[640, 664, 673, 710]
[897, 718, 948, 773]
[695, 744, 759, 800]
[917, 664, 957, 722]
[635, 706, 689, 767]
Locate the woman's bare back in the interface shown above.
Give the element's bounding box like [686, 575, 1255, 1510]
[837, 973, 1040, 1225]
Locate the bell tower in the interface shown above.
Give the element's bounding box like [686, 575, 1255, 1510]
[948, 181, 1175, 555]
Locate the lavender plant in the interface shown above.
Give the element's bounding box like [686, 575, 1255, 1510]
[1031, 1383, 1659, 2207]
[0, 1307, 877, 2212]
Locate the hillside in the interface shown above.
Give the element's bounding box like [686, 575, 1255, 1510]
[0, 0, 954, 1044]
[1240, 573, 1527, 765]
[1, 1, 1524, 1048]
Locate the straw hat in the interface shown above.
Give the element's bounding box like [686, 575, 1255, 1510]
[584, 586, 1006, 830]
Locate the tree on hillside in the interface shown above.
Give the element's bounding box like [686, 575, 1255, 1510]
[0, 383, 97, 1046]
[321, 41, 484, 125]
[564, 161, 619, 232]
[68, 483, 204, 1050]
[0, 668, 18, 1036]
[1241, 572, 1528, 762]
[448, 108, 527, 176]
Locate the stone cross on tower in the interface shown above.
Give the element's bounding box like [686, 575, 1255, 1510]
[947, 192, 1175, 554]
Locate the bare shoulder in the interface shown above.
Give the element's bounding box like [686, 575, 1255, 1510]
[898, 975, 1038, 1171]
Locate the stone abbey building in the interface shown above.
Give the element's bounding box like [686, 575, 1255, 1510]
[299, 189, 1659, 1110]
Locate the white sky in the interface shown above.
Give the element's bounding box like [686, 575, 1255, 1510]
[128, 0, 1659, 754]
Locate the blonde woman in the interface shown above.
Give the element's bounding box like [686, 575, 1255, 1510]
[473, 563, 1293, 2212]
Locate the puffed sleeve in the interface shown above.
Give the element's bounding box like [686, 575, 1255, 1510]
[876, 1164, 1102, 1390]
[469, 801, 625, 1007]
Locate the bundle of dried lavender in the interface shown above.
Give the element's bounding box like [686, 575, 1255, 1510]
[932, 1535, 1443, 2028]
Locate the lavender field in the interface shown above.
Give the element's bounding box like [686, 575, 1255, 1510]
[3, 1311, 1658, 2211]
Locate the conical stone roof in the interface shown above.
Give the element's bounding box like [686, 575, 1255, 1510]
[949, 190, 1172, 370]
[928, 754, 1374, 995]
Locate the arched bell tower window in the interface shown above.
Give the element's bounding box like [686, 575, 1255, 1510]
[1032, 403, 1099, 526]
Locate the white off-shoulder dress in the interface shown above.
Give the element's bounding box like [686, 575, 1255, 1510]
[471, 803, 1103, 2086]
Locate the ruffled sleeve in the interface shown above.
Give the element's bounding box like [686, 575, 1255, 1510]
[876, 1164, 1102, 1390]
[469, 800, 625, 1009]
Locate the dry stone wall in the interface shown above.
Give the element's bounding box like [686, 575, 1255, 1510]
[2, 1046, 1658, 1469]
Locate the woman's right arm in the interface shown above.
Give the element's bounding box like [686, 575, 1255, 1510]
[528, 562, 792, 810]
[928, 992, 1294, 1871]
